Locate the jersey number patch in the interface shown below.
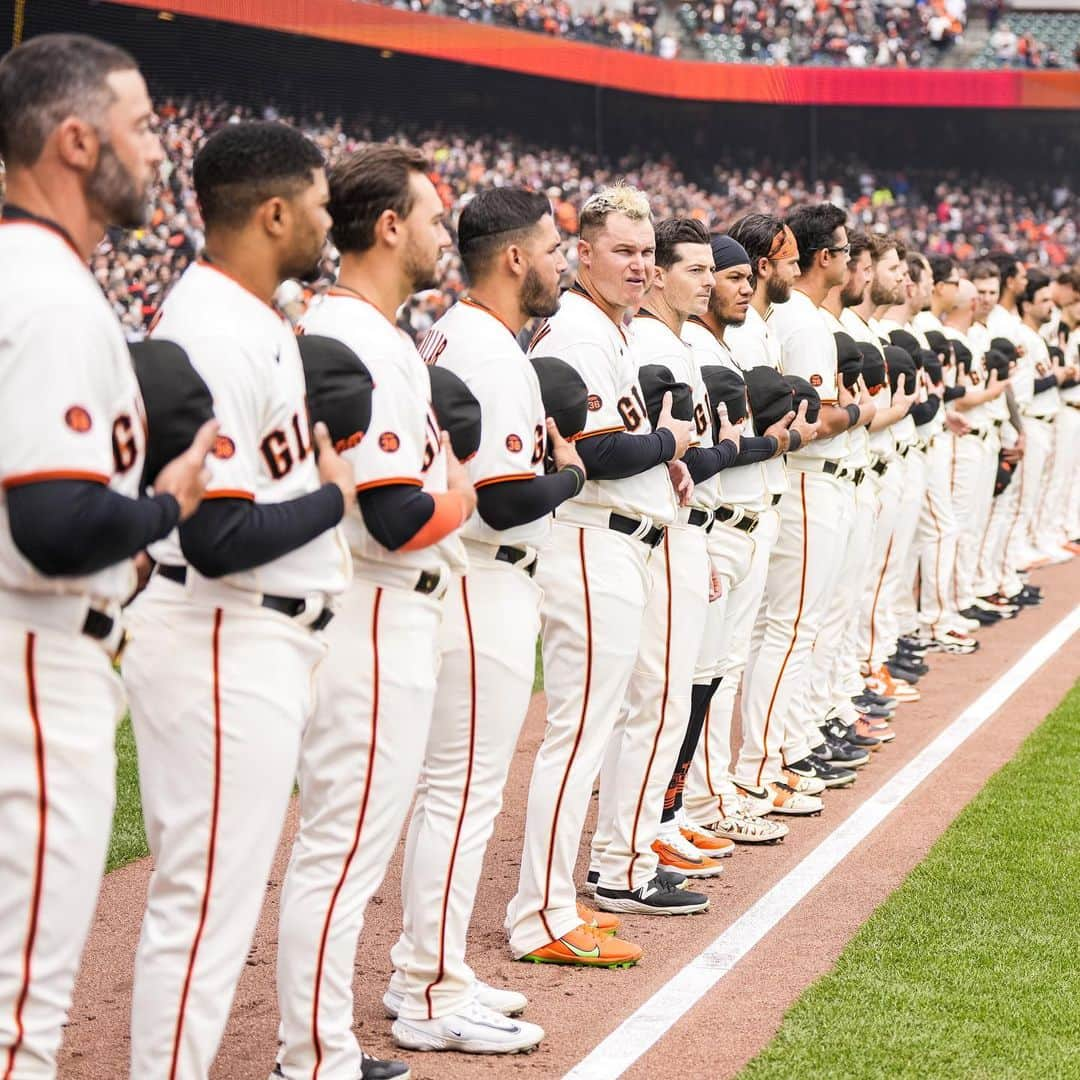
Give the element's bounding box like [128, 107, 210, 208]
[617, 386, 648, 432]
[261, 412, 311, 479]
[112, 415, 138, 474]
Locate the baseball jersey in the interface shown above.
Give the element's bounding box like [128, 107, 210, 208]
[822, 307, 869, 469]
[150, 261, 350, 597]
[682, 318, 771, 510]
[634, 313, 716, 513]
[0, 217, 146, 601]
[529, 288, 676, 525]
[841, 308, 895, 461]
[301, 289, 466, 575]
[907, 319, 946, 442]
[767, 289, 848, 462]
[970, 321, 1011, 425]
[943, 326, 993, 430]
[420, 297, 548, 548]
[1063, 325, 1080, 406]
[1016, 323, 1059, 418]
[875, 316, 919, 448]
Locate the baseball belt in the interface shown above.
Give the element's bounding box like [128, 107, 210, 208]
[465, 539, 539, 578]
[609, 511, 666, 547]
[714, 504, 760, 534]
[0, 589, 126, 658]
[156, 563, 335, 629]
[676, 506, 713, 530]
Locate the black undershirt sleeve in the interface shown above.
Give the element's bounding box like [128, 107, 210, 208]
[178, 485, 344, 578]
[1034, 374, 1058, 394]
[910, 394, 941, 426]
[943, 385, 966, 402]
[476, 470, 581, 532]
[8, 479, 180, 577]
[575, 428, 676, 480]
[734, 435, 780, 466]
[682, 438, 740, 483]
[357, 483, 436, 551]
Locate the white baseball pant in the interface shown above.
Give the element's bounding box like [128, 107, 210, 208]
[917, 436, 960, 637]
[885, 448, 928, 647]
[0, 612, 124, 1080]
[974, 425, 1024, 600]
[1006, 417, 1051, 572]
[857, 457, 905, 674]
[1049, 407, 1080, 545]
[275, 575, 443, 1080]
[1027, 416, 1062, 553]
[389, 555, 540, 1020]
[124, 579, 327, 1080]
[948, 431, 999, 614]
[507, 521, 651, 958]
[589, 523, 711, 888]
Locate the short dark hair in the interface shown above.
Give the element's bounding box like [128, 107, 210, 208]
[970, 260, 1000, 282]
[927, 254, 956, 285]
[988, 252, 1024, 289]
[0, 33, 136, 167]
[727, 212, 785, 269]
[1019, 268, 1051, 316]
[457, 187, 551, 281]
[1055, 268, 1080, 291]
[785, 204, 847, 273]
[193, 121, 324, 231]
[654, 217, 710, 270]
[328, 143, 428, 255]
[848, 230, 872, 264]
[869, 233, 897, 262]
[906, 252, 929, 285]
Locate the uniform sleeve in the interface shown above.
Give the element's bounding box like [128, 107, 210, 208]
[173, 334, 263, 501]
[780, 321, 839, 404]
[1, 307, 123, 490]
[547, 341, 631, 439]
[346, 360, 427, 492]
[452, 364, 541, 489]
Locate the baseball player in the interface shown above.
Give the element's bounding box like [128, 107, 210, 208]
[274, 145, 477, 1080]
[737, 205, 874, 815]
[0, 35, 214, 1079]
[508, 185, 698, 967]
[385, 188, 586, 1055]
[122, 122, 359, 1080]
[680, 227, 810, 842]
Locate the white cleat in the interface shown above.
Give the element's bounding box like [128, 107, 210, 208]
[383, 978, 527, 1019]
[391, 1000, 544, 1055]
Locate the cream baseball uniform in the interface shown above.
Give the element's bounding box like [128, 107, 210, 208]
[0, 216, 143, 1078]
[741, 289, 854, 777]
[1016, 325, 1060, 559]
[387, 296, 548, 1020]
[124, 262, 350, 1080]
[274, 289, 462, 1079]
[508, 288, 677, 957]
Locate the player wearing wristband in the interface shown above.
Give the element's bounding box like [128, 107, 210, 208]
[276, 144, 474, 1080]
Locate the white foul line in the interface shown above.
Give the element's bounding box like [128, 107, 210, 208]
[564, 604, 1080, 1080]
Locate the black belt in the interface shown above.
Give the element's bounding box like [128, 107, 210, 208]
[686, 508, 711, 529]
[822, 460, 840, 475]
[495, 545, 537, 577]
[772, 493, 783, 506]
[609, 512, 665, 548]
[714, 505, 758, 534]
[871, 459, 888, 476]
[157, 564, 334, 630]
[82, 607, 116, 640]
[1067, 401, 1080, 410]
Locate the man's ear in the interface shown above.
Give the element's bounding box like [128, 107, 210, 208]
[258, 196, 289, 238]
[505, 242, 527, 279]
[53, 115, 99, 174]
[373, 207, 401, 249]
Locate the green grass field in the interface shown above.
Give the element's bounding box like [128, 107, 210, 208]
[739, 679, 1080, 1080]
[106, 716, 148, 872]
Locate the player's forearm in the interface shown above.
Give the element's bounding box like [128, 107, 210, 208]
[1005, 386, 1024, 432]
[7, 480, 180, 577]
[910, 395, 941, 426]
[733, 435, 779, 466]
[943, 385, 967, 403]
[816, 404, 855, 438]
[1033, 375, 1058, 394]
[683, 439, 739, 483]
[475, 468, 584, 531]
[575, 428, 676, 480]
[178, 486, 344, 578]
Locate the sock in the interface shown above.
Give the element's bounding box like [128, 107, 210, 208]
[660, 677, 722, 825]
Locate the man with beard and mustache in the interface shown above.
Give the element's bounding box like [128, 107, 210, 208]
[385, 188, 584, 1056]
[0, 34, 215, 1078]
[122, 121, 361, 1080]
[268, 144, 475, 1080]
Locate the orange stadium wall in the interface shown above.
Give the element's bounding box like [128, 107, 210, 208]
[105, 0, 1080, 109]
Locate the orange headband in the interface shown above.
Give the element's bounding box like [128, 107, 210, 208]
[768, 225, 799, 262]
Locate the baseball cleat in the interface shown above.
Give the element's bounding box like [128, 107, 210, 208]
[594, 875, 710, 916]
[578, 901, 620, 936]
[391, 1001, 543, 1055]
[520, 924, 641, 967]
[827, 719, 880, 750]
[651, 829, 725, 877]
[735, 780, 823, 816]
[960, 605, 1001, 626]
[855, 716, 894, 744]
[782, 766, 827, 797]
[273, 1054, 411, 1080]
[817, 736, 871, 768]
[384, 979, 527, 1019]
[582, 870, 599, 898]
[975, 595, 1019, 619]
[736, 791, 775, 818]
[699, 813, 789, 843]
[922, 629, 979, 654]
[807, 754, 857, 788]
[678, 819, 736, 858]
[886, 657, 926, 681]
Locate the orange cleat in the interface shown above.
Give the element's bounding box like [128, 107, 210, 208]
[520, 924, 641, 968]
[651, 834, 725, 877]
[679, 824, 736, 858]
[577, 901, 620, 936]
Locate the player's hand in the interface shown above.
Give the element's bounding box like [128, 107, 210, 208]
[892, 382, 917, 415]
[442, 433, 478, 517]
[838, 380, 857, 407]
[668, 459, 694, 506]
[313, 421, 356, 507]
[763, 408, 794, 454]
[715, 400, 744, 449]
[708, 565, 724, 603]
[986, 369, 1009, 398]
[789, 399, 819, 445]
[1054, 364, 1075, 385]
[944, 410, 971, 436]
[546, 418, 586, 477]
[153, 418, 219, 522]
[658, 391, 693, 460]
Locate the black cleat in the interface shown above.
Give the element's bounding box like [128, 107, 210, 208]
[594, 875, 709, 916]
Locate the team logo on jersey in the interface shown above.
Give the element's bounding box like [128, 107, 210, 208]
[213, 435, 236, 460]
[379, 431, 401, 453]
[506, 433, 524, 453]
[65, 405, 93, 433]
[809, 374, 823, 387]
[587, 394, 603, 412]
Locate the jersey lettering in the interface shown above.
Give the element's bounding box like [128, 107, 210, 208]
[694, 402, 708, 437]
[260, 411, 310, 479]
[111, 414, 138, 473]
[419, 330, 448, 366]
[421, 412, 440, 471]
[531, 423, 545, 466]
[617, 386, 647, 432]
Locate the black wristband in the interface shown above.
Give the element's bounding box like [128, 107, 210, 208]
[845, 404, 862, 429]
[787, 429, 802, 453]
[559, 464, 586, 498]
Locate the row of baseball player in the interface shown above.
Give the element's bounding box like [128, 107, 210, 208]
[4, 32, 1080, 1080]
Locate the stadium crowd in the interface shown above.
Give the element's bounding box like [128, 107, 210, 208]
[98, 97, 1079, 343]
